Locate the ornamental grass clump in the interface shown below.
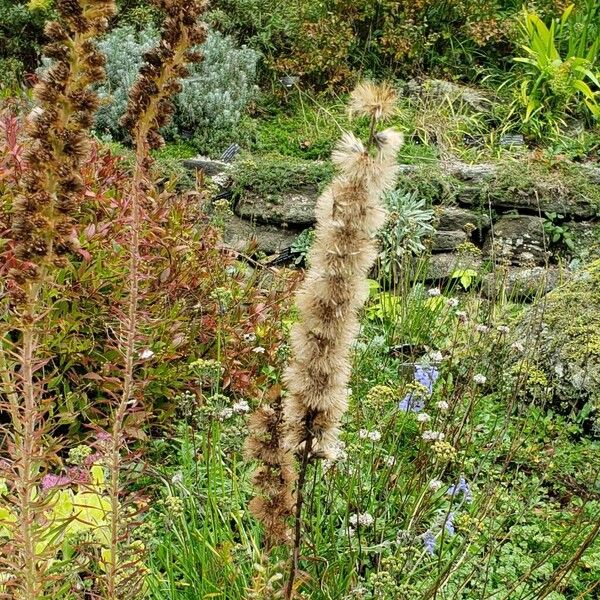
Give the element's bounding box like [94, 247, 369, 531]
[280, 82, 403, 597]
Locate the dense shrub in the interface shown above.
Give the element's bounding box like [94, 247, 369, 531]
[0, 1, 162, 89]
[211, 0, 568, 88]
[0, 109, 290, 431]
[94, 24, 157, 138]
[0, 0, 53, 85]
[95, 25, 259, 155]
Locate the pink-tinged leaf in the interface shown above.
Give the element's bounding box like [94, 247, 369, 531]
[76, 248, 92, 262]
[82, 373, 104, 381]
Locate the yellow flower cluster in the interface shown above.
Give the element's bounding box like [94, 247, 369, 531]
[432, 440, 458, 462]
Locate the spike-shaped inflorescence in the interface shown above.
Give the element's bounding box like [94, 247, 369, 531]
[120, 0, 208, 151]
[283, 84, 403, 458]
[4, 2, 115, 598]
[245, 389, 297, 547]
[11, 0, 115, 290]
[102, 2, 208, 598]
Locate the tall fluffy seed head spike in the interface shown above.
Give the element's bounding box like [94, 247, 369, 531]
[282, 89, 403, 457]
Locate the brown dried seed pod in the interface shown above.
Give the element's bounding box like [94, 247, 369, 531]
[10, 0, 115, 291]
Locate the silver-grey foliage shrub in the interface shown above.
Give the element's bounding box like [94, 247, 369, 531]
[378, 190, 435, 280]
[95, 25, 260, 154]
[95, 25, 158, 139]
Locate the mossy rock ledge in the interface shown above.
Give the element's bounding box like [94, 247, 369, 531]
[519, 260, 600, 432]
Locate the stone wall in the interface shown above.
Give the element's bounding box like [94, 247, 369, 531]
[187, 156, 600, 298]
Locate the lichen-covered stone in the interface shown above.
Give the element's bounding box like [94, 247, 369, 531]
[224, 214, 298, 255]
[183, 157, 230, 177]
[424, 252, 482, 281]
[482, 266, 564, 301]
[484, 215, 549, 265]
[431, 230, 468, 253]
[235, 187, 318, 226]
[520, 260, 600, 432]
[566, 221, 600, 264]
[435, 206, 491, 231]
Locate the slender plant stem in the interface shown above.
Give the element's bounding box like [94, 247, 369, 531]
[285, 414, 315, 600]
[106, 137, 144, 600]
[17, 308, 40, 600]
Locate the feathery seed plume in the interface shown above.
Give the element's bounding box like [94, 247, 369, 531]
[283, 84, 402, 458]
[348, 81, 397, 121]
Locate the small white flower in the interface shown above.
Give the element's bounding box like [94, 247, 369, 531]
[476, 324, 489, 334]
[497, 325, 510, 334]
[325, 441, 348, 467]
[417, 413, 431, 423]
[252, 346, 265, 354]
[171, 471, 183, 485]
[428, 287, 441, 297]
[430, 350, 443, 363]
[429, 479, 443, 491]
[447, 297, 459, 308]
[456, 310, 468, 322]
[422, 430, 445, 441]
[243, 333, 257, 343]
[138, 348, 154, 360]
[359, 513, 374, 527]
[368, 430, 382, 442]
[384, 455, 396, 467]
[473, 373, 487, 385]
[232, 400, 250, 413]
[359, 429, 369, 439]
[218, 408, 233, 420]
[511, 341, 525, 352]
[350, 512, 375, 528]
[436, 400, 449, 411]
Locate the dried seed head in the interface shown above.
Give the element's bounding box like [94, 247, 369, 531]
[245, 391, 296, 548]
[10, 0, 115, 292]
[282, 86, 403, 457]
[120, 0, 207, 147]
[349, 81, 397, 121]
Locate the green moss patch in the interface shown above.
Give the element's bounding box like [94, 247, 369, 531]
[231, 152, 335, 199]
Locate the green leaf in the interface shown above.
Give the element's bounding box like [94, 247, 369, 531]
[572, 79, 597, 101]
[560, 4, 574, 26]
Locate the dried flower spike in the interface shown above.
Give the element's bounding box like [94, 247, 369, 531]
[245, 388, 296, 547]
[121, 0, 208, 149]
[11, 0, 115, 288]
[283, 88, 403, 458]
